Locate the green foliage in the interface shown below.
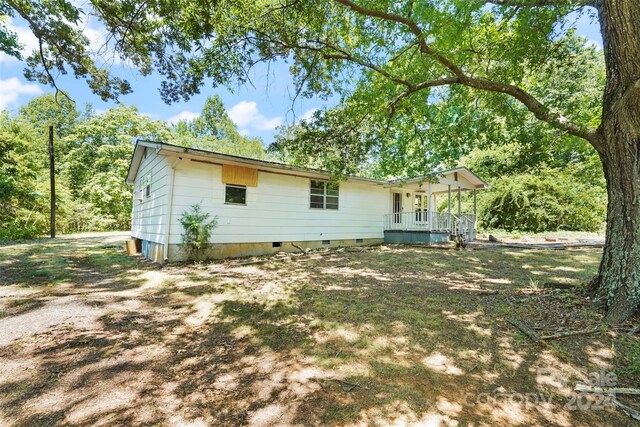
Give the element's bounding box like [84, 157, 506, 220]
[170, 95, 270, 160]
[19, 94, 80, 142]
[62, 105, 172, 229]
[10, 1, 131, 101]
[477, 169, 606, 233]
[457, 138, 606, 233]
[273, 33, 605, 179]
[179, 203, 218, 261]
[270, 106, 377, 177]
[0, 6, 21, 59]
[0, 112, 49, 240]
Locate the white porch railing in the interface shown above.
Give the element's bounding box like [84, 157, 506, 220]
[451, 213, 476, 237]
[384, 211, 476, 235]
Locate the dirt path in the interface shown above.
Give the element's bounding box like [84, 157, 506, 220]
[0, 297, 103, 347]
[0, 233, 637, 426]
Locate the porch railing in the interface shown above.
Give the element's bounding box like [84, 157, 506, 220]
[451, 213, 476, 237]
[384, 211, 476, 234]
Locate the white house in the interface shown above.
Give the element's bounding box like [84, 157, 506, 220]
[126, 140, 488, 262]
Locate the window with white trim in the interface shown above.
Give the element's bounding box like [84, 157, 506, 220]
[141, 174, 151, 201]
[310, 180, 339, 210]
[225, 184, 247, 205]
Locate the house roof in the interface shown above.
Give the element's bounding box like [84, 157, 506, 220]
[126, 140, 489, 189]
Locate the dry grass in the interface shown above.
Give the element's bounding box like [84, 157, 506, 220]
[0, 233, 637, 426]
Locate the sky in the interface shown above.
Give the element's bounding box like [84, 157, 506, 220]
[0, 9, 603, 145]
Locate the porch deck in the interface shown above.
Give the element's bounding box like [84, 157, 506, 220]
[383, 211, 477, 243]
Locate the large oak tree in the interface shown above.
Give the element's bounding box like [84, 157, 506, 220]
[3, 0, 638, 322]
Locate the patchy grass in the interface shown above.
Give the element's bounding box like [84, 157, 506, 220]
[0, 233, 637, 426]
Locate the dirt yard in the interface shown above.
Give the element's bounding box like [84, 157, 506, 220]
[0, 233, 638, 426]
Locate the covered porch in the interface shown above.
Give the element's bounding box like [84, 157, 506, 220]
[382, 167, 488, 243]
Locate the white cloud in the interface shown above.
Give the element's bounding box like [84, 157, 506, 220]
[0, 78, 43, 110]
[167, 110, 200, 125]
[0, 18, 39, 63]
[227, 101, 283, 133]
[256, 116, 284, 130]
[299, 108, 318, 123]
[585, 39, 602, 51]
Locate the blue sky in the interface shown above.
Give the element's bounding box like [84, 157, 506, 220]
[0, 10, 602, 144]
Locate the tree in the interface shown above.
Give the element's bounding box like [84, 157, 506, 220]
[63, 105, 172, 229]
[0, 112, 49, 239]
[171, 95, 271, 159]
[5, 0, 639, 322]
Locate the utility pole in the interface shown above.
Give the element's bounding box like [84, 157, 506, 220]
[49, 125, 55, 238]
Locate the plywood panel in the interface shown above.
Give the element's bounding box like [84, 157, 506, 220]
[222, 165, 258, 187]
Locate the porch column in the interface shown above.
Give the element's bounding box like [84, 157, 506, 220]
[433, 193, 437, 228]
[473, 189, 477, 230]
[427, 182, 433, 230]
[457, 186, 462, 234]
[448, 185, 452, 230]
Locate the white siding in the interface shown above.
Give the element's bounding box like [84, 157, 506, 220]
[167, 160, 390, 245]
[130, 149, 170, 243]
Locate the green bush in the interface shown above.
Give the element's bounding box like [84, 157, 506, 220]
[477, 169, 606, 232]
[179, 203, 218, 261]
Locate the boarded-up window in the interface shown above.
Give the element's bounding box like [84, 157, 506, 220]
[222, 165, 258, 187]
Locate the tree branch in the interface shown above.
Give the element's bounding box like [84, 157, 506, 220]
[9, 0, 72, 104]
[485, 0, 597, 7]
[390, 77, 460, 113]
[331, 0, 600, 146]
[459, 75, 598, 143]
[38, 39, 71, 103]
[333, 0, 463, 77]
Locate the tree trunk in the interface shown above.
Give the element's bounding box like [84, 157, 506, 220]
[589, 0, 640, 323]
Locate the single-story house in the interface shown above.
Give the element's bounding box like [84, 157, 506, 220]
[126, 140, 489, 262]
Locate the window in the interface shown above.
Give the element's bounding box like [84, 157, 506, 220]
[225, 184, 246, 205]
[272, 242, 282, 248]
[310, 180, 339, 209]
[322, 240, 330, 245]
[142, 173, 151, 200]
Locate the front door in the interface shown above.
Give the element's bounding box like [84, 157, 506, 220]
[392, 192, 402, 223]
[414, 194, 428, 222]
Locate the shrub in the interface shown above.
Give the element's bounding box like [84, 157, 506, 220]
[477, 169, 606, 232]
[179, 203, 218, 260]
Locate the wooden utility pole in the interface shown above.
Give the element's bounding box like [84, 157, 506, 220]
[49, 125, 55, 238]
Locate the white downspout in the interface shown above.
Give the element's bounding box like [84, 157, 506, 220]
[163, 158, 181, 262]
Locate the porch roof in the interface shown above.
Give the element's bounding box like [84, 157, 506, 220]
[386, 167, 489, 193]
